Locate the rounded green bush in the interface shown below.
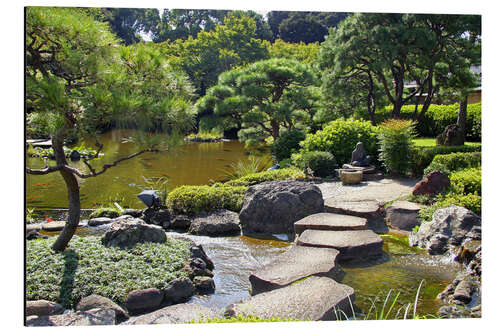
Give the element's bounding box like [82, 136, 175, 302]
[378, 119, 416, 176]
[450, 167, 481, 195]
[270, 129, 306, 162]
[292, 151, 337, 178]
[300, 118, 378, 166]
[412, 146, 481, 175]
[423, 152, 481, 175]
[225, 168, 305, 187]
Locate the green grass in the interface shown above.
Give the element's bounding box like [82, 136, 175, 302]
[413, 137, 481, 148]
[26, 236, 191, 308]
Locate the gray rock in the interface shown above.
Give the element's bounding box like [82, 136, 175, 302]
[122, 303, 221, 325]
[294, 213, 367, 235]
[190, 245, 214, 271]
[76, 295, 129, 322]
[452, 280, 474, 304]
[123, 288, 164, 315]
[239, 180, 324, 234]
[88, 217, 112, 226]
[26, 223, 43, 233]
[142, 208, 171, 228]
[189, 209, 241, 236]
[41, 221, 67, 232]
[26, 308, 115, 326]
[101, 218, 166, 248]
[163, 277, 195, 305]
[249, 246, 343, 295]
[323, 199, 387, 233]
[123, 208, 143, 218]
[170, 215, 192, 230]
[226, 276, 354, 321]
[297, 229, 383, 261]
[193, 276, 216, 294]
[26, 300, 64, 317]
[183, 258, 214, 279]
[409, 205, 481, 255]
[385, 201, 422, 231]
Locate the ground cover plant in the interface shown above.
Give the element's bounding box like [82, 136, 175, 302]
[26, 236, 191, 308]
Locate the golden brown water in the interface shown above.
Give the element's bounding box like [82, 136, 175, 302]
[26, 129, 265, 209]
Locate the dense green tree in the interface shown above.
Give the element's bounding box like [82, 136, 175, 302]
[196, 58, 320, 146]
[158, 13, 269, 95]
[26, 7, 195, 251]
[319, 13, 480, 120]
[267, 39, 320, 64]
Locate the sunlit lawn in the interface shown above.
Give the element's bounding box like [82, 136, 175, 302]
[413, 137, 481, 147]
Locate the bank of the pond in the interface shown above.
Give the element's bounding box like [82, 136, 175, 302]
[26, 129, 270, 209]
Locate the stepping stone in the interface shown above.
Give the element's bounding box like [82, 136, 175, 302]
[26, 223, 43, 233]
[297, 229, 383, 261]
[385, 201, 422, 231]
[88, 217, 113, 226]
[323, 199, 388, 233]
[122, 303, 221, 325]
[226, 276, 354, 321]
[249, 246, 343, 295]
[294, 213, 367, 235]
[41, 221, 87, 232]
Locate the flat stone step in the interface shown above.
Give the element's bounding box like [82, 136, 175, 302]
[294, 213, 367, 235]
[323, 199, 387, 233]
[297, 229, 383, 261]
[385, 200, 423, 231]
[41, 221, 87, 232]
[249, 246, 343, 295]
[226, 276, 354, 321]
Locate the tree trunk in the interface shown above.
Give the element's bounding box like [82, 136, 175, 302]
[270, 119, 280, 140]
[51, 136, 81, 252]
[367, 73, 376, 126]
[457, 97, 468, 134]
[391, 100, 403, 119]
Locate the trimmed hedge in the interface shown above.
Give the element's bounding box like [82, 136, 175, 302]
[368, 102, 481, 141]
[411, 145, 481, 175]
[291, 151, 337, 178]
[225, 168, 305, 187]
[450, 167, 481, 196]
[26, 236, 190, 308]
[167, 185, 248, 215]
[300, 118, 379, 166]
[423, 152, 481, 176]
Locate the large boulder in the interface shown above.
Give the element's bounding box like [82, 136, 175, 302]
[123, 288, 164, 315]
[122, 303, 221, 325]
[163, 277, 195, 305]
[249, 246, 343, 295]
[189, 209, 241, 236]
[26, 300, 64, 317]
[101, 218, 166, 248]
[26, 309, 115, 326]
[142, 208, 171, 228]
[436, 124, 465, 146]
[226, 276, 354, 321]
[76, 295, 129, 322]
[412, 171, 451, 196]
[239, 180, 324, 234]
[409, 205, 481, 255]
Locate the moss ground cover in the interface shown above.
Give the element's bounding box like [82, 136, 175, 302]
[26, 236, 190, 308]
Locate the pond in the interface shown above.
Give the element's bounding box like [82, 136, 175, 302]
[27, 129, 269, 209]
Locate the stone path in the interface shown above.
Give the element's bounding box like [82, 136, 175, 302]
[294, 213, 367, 235]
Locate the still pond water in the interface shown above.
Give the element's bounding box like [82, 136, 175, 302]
[27, 129, 266, 209]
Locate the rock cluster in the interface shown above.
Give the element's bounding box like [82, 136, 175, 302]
[412, 171, 450, 196]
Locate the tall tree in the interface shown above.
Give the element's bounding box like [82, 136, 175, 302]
[99, 8, 160, 45]
[26, 7, 195, 251]
[196, 58, 319, 146]
[320, 13, 480, 119]
[158, 13, 269, 96]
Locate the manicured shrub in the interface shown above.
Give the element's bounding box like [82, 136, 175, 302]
[270, 129, 306, 161]
[378, 119, 416, 176]
[423, 152, 481, 175]
[450, 167, 481, 196]
[26, 236, 190, 308]
[89, 207, 120, 219]
[300, 118, 379, 166]
[411, 145, 481, 175]
[291, 151, 337, 178]
[167, 185, 248, 215]
[419, 193, 481, 221]
[370, 102, 481, 141]
[225, 168, 305, 187]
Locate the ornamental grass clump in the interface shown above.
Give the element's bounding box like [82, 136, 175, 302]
[378, 119, 416, 176]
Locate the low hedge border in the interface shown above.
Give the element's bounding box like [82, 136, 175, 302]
[411, 145, 481, 175]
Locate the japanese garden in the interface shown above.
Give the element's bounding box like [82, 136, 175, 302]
[25, 7, 482, 326]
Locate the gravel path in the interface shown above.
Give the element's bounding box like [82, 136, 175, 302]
[316, 178, 419, 205]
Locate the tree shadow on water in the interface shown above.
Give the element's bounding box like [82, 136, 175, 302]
[58, 249, 78, 308]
